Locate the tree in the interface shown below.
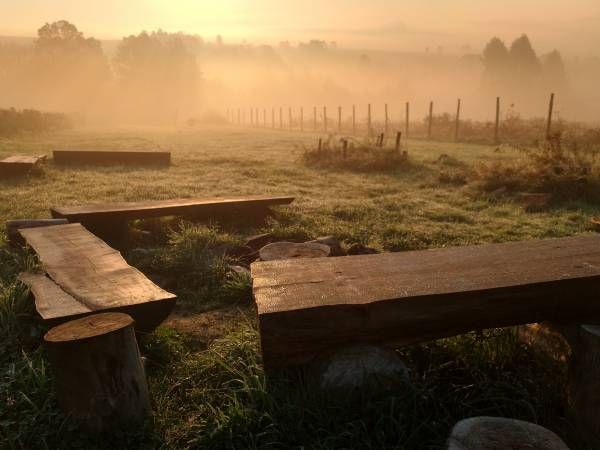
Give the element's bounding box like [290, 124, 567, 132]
[542, 50, 567, 90]
[509, 34, 541, 77]
[482, 37, 510, 90]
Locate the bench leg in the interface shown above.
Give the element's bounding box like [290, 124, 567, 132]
[82, 219, 129, 248]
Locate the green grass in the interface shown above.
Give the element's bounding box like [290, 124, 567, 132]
[1, 126, 599, 449]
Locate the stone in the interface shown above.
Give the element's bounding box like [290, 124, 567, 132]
[245, 233, 275, 251]
[318, 345, 409, 391]
[307, 236, 346, 256]
[347, 243, 379, 256]
[447, 417, 570, 450]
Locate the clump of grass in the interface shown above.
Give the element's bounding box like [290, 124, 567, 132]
[301, 136, 410, 172]
[477, 134, 600, 203]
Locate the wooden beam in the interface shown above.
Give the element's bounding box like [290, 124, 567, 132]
[252, 235, 600, 369]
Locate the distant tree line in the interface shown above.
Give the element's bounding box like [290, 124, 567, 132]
[0, 108, 71, 136]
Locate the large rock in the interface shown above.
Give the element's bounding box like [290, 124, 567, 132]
[245, 233, 275, 251]
[259, 242, 330, 261]
[318, 345, 409, 391]
[447, 417, 569, 450]
[307, 236, 346, 256]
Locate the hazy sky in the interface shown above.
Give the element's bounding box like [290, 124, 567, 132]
[3, 0, 600, 55]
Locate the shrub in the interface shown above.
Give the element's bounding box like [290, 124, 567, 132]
[0, 108, 71, 137]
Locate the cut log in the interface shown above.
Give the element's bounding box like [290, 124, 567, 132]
[567, 325, 600, 445]
[44, 313, 151, 432]
[19, 223, 176, 331]
[259, 241, 331, 261]
[6, 219, 69, 246]
[252, 235, 600, 369]
[447, 417, 569, 450]
[0, 155, 46, 177]
[53, 149, 171, 166]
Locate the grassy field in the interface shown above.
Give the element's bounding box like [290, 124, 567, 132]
[1, 126, 599, 449]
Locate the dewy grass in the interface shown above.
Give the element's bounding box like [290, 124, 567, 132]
[1, 126, 598, 448]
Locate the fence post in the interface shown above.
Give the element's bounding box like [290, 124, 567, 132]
[427, 101, 433, 139]
[455, 98, 461, 142]
[385, 103, 389, 135]
[494, 97, 500, 144]
[323, 106, 327, 132]
[352, 105, 356, 135]
[367, 103, 372, 136]
[405, 102, 410, 138]
[338, 106, 342, 133]
[395, 131, 402, 152]
[300, 107, 304, 132]
[546, 92, 555, 140]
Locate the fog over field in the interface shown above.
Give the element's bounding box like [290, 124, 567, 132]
[1, 1, 599, 125]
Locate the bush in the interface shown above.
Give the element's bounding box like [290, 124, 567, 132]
[301, 136, 410, 172]
[0, 108, 71, 137]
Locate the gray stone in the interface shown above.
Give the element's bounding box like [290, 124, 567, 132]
[347, 243, 379, 256]
[307, 236, 346, 256]
[447, 417, 570, 450]
[318, 345, 408, 390]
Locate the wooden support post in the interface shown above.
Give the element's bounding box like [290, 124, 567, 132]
[352, 105, 356, 135]
[367, 104, 372, 137]
[455, 98, 461, 142]
[395, 132, 402, 152]
[546, 92, 555, 140]
[323, 106, 328, 132]
[405, 102, 410, 138]
[384, 103, 389, 135]
[300, 107, 304, 132]
[44, 313, 151, 432]
[338, 106, 342, 133]
[494, 97, 501, 145]
[313, 106, 317, 131]
[427, 101, 433, 139]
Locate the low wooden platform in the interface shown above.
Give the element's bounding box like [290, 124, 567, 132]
[19, 223, 176, 331]
[252, 235, 600, 369]
[53, 150, 171, 166]
[51, 195, 295, 224]
[0, 155, 46, 176]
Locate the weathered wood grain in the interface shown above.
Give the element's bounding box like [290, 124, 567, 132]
[6, 219, 69, 246]
[53, 149, 171, 166]
[252, 235, 600, 369]
[19, 223, 176, 331]
[50, 195, 295, 223]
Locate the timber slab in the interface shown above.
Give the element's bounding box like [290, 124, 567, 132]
[19, 223, 176, 331]
[52, 150, 171, 166]
[0, 155, 46, 176]
[252, 235, 600, 369]
[51, 195, 295, 223]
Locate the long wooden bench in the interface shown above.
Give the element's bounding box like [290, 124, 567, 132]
[19, 223, 176, 332]
[252, 235, 600, 369]
[51, 195, 295, 224]
[53, 150, 171, 166]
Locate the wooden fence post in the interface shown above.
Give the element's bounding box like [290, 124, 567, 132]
[338, 106, 342, 133]
[405, 102, 410, 138]
[385, 103, 389, 135]
[494, 97, 500, 144]
[367, 103, 372, 137]
[352, 105, 356, 135]
[323, 106, 328, 132]
[455, 98, 461, 142]
[546, 92, 555, 140]
[427, 101, 433, 139]
[300, 107, 304, 132]
[395, 132, 402, 152]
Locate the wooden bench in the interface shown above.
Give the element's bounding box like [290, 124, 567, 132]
[18, 223, 176, 332]
[53, 150, 171, 166]
[252, 235, 600, 369]
[51, 195, 295, 225]
[0, 155, 46, 177]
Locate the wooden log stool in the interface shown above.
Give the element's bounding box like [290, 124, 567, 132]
[44, 312, 151, 432]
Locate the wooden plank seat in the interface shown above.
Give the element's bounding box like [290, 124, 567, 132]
[52, 149, 171, 166]
[252, 235, 600, 369]
[50, 195, 295, 224]
[0, 155, 46, 177]
[19, 223, 176, 331]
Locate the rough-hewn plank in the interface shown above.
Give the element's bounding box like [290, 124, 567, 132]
[50, 195, 295, 223]
[52, 150, 171, 166]
[252, 235, 600, 369]
[19, 223, 176, 331]
[0, 155, 46, 176]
